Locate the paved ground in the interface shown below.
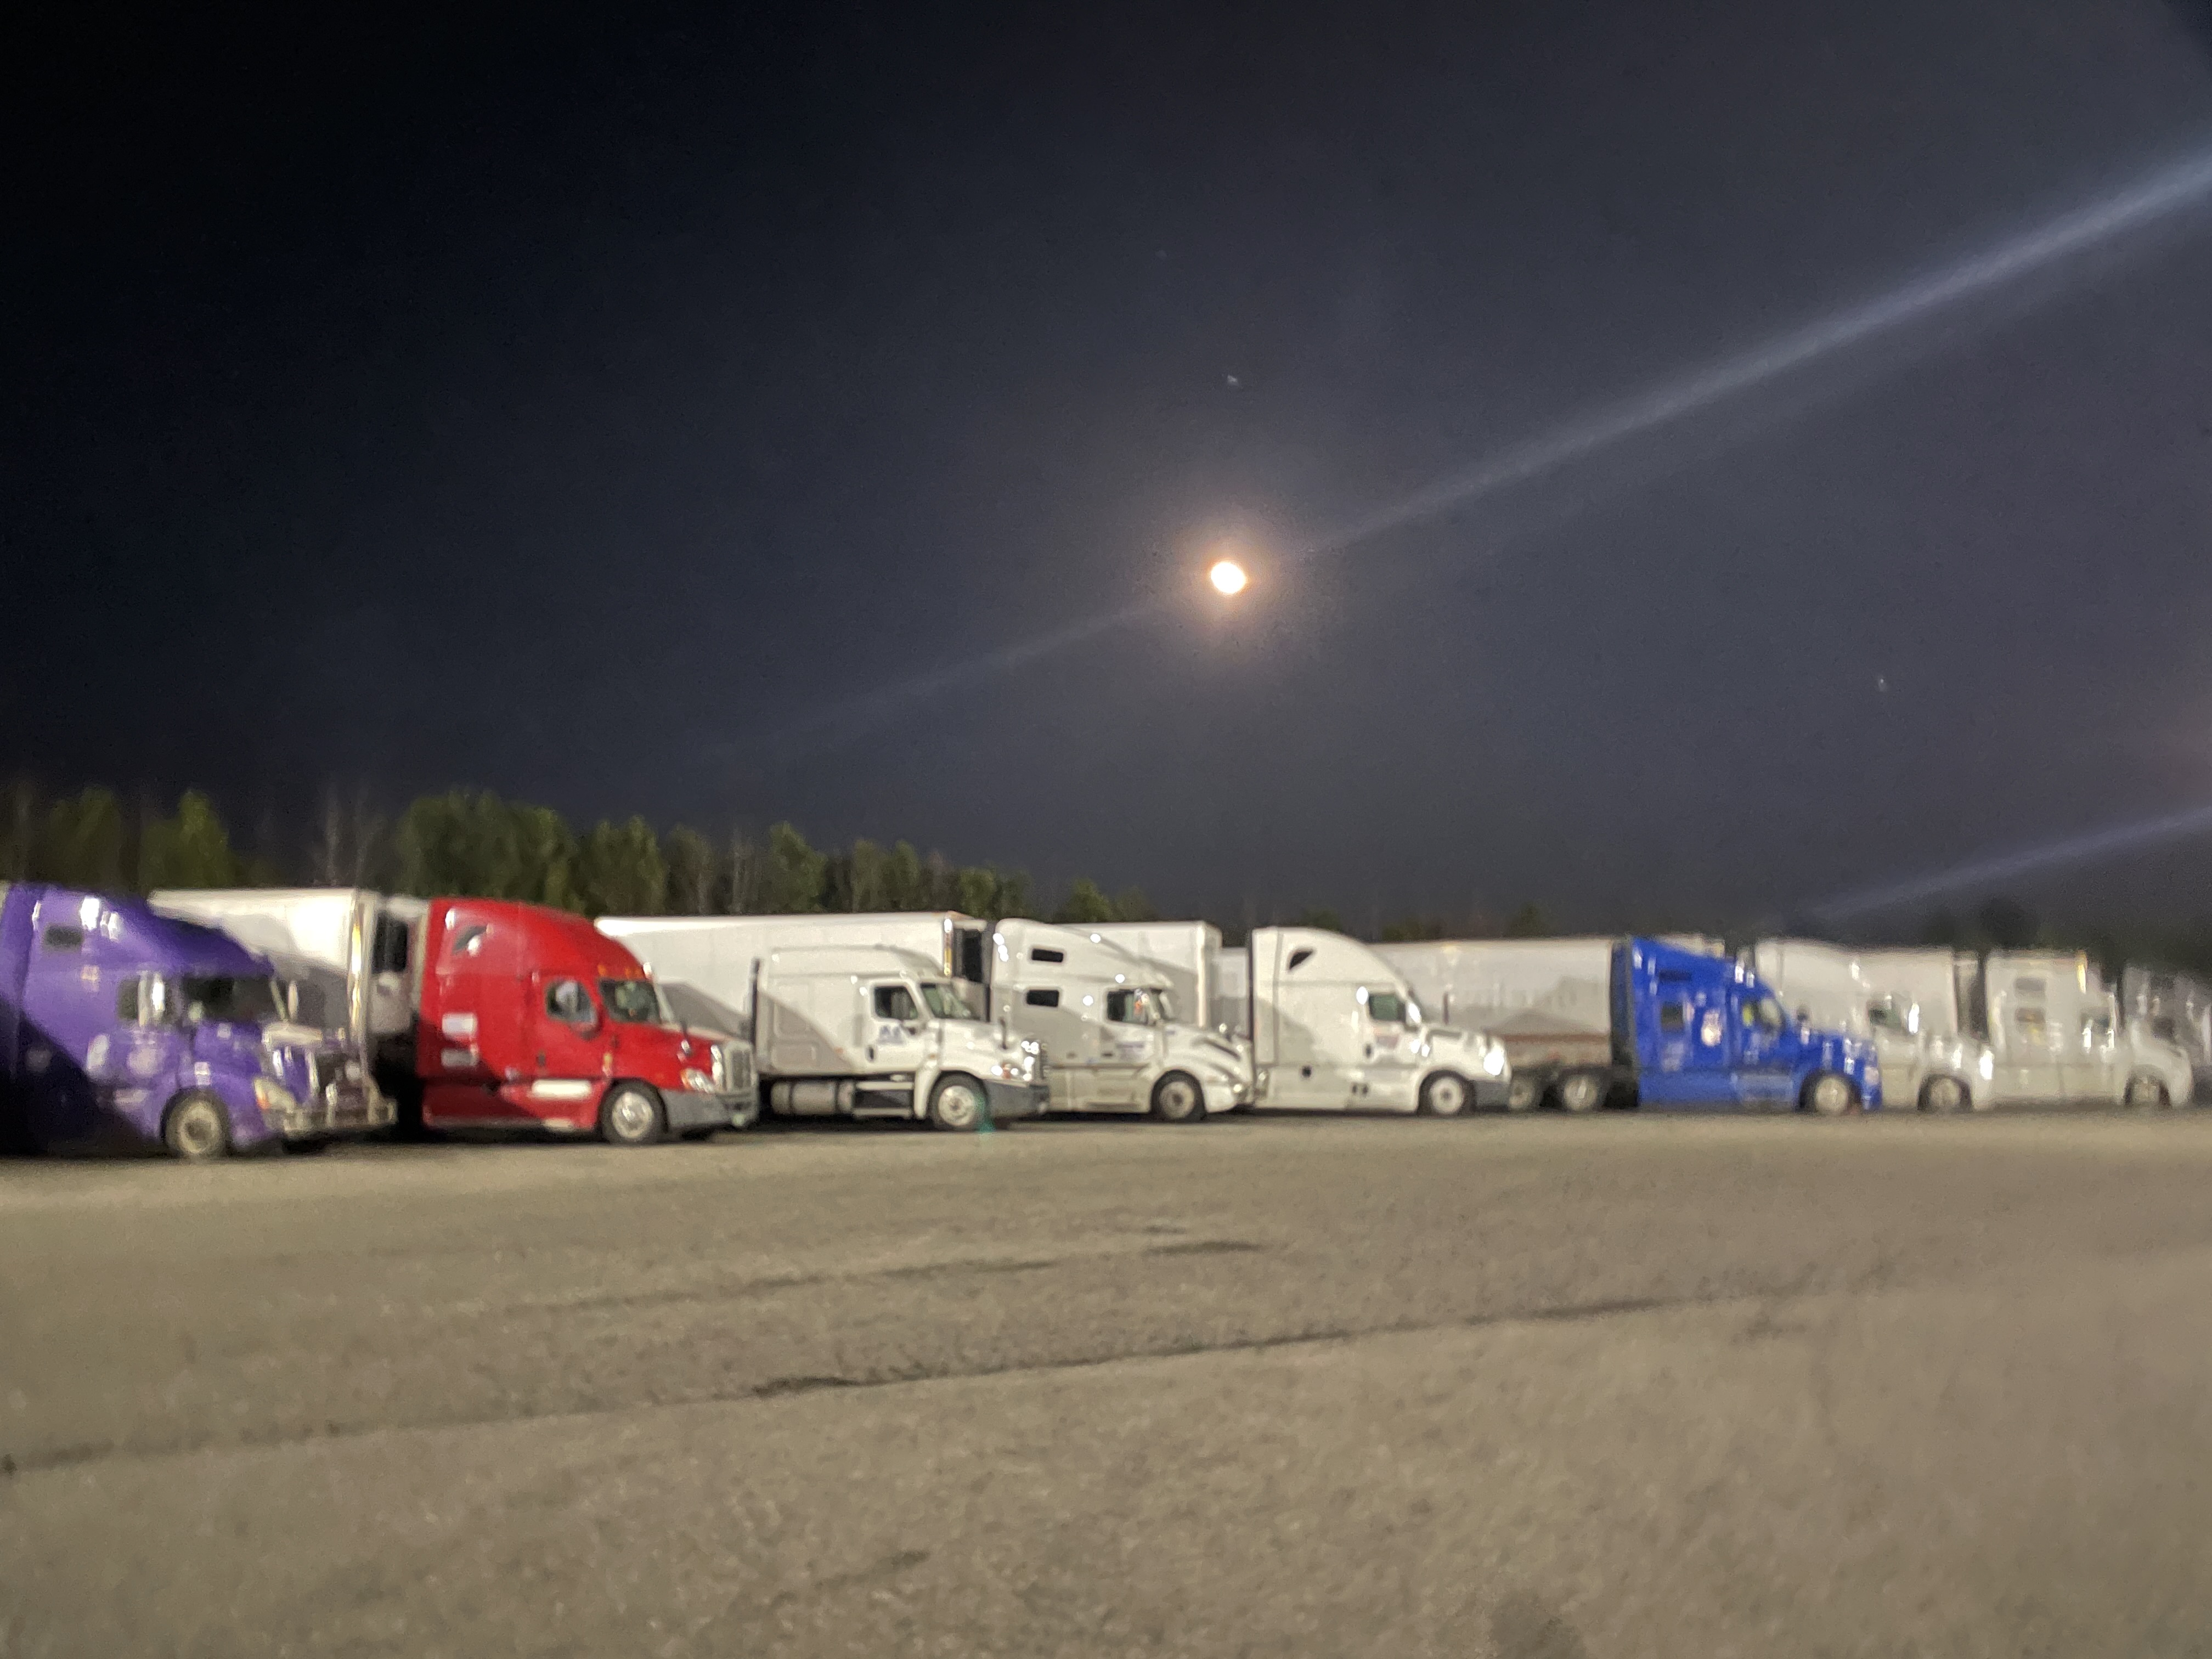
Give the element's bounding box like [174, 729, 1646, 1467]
[4, 1110, 2212, 1657]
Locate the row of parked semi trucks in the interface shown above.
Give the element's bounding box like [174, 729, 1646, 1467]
[0, 878, 2199, 1159]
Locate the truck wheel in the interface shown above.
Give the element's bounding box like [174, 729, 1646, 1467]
[161, 1092, 233, 1162]
[1151, 1072, 1205, 1122]
[597, 1084, 664, 1147]
[1802, 1073, 1857, 1117]
[1555, 1071, 1606, 1114]
[929, 1074, 986, 1132]
[1918, 1075, 1967, 1114]
[2123, 1073, 2168, 1110]
[1418, 1071, 1469, 1117]
[1505, 1075, 1541, 1112]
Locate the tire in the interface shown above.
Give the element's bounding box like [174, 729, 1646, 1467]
[1555, 1071, 1606, 1114]
[1802, 1073, 1856, 1117]
[1150, 1072, 1205, 1123]
[1505, 1075, 1542, 1113]
[1918, 1075, 1967, 1114]
[929, 1073, 987, 1132]
[1418, 1071, 1470, 1118]
[597, 1084, 664, 1147]
[2123, 1073, 2168, 1110]
[161, 1092, 233, 1162]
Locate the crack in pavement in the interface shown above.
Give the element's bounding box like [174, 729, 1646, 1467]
[0, 1286, 1709, 1482]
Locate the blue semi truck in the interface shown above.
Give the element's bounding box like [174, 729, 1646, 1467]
[1378, 934, 1881, 1113]
[1614, 936, 1881, 1113]
[0, 883, 388, 1158]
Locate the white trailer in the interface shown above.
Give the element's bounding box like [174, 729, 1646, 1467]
[1244, 927, 1509, 1114]
[1747, 939, 1991, 1111]
[1083, 922, 1240, 1033]
[149, 887, 425, 1122]
[1373, 937, 1616, 1111]
[990, 919, 1248, 1118]
[597, 917, 1046, 1130]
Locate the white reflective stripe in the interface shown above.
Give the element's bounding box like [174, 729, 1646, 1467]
[526, 1079, 596, 1102]
[440, 1013, 478, 1039]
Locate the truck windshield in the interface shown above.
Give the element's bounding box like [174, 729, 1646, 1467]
[180, 975, 281, 1026]
[599, 980, 662, 1024]
[918, 983, 973, 1020]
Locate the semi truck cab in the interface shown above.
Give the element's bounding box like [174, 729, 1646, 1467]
[1615, 938, 1880, 1113]
[1, 883, 384, 1158]
[416, 899, 755, 1144]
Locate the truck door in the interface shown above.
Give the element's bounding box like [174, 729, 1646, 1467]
[526, 973, 608, 1120]
[2063, 998, 2120, 1104]
[1988, 973, 2064, 1102]
[1634, 970, 1731, 1106]
[1092, 987, 1163, 1108]
[1357, 988, 1421, 1108]
[866, 982, 929, 1080]
[1731, 987, 1795, 1108]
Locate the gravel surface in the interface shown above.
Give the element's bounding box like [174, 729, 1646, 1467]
[4, 1112, 2211, 1656]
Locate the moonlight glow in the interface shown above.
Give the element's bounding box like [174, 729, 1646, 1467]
[1209, 559, 1249, 596]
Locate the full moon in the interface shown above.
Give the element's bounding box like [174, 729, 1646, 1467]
[1209, 559, 1249, 596]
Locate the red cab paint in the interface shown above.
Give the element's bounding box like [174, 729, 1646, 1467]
[415, 899, 754, 1144]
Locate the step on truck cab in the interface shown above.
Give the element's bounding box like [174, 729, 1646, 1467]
[1245, 926, 1511, 1114]
[1616, 936, 1880, 1113]
[0, 883, 385, 1158]
[1748, 939, 1992, 1111]
[990, 918, 1249, 1118]
[416, 899, 757, 1144]
[595, 916, 1047, 1131]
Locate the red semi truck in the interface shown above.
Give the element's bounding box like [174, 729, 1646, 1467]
[415, 898, 755, 1144]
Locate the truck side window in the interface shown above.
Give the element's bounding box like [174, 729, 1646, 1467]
[449, 924, 489, 959]
[873, 985, 919, 1022]
[1757, 997, 1784, 1030]
[115, 979, 140, 1022]
[1025, 989, 1061, 1008]
[1287, 949, 1314, 971]
[1659, 1002, 1686, 1034]
[1106, 989, 1138, 1023]
[1365, 991, 1406, 1023]
[372, 917, 411, 974]
[1030, 948, 1065, 963]
[545, 979, 594, 1024]
[2154, 1016, 2176, 1041]
[42, 927, 83, 952]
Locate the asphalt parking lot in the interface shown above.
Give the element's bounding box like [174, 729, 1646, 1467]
[5, 1110, 2211, 1657]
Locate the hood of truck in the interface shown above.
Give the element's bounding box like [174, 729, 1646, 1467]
[1163, 1024, 1251, 1078]
[190, 1020, 283, 1084]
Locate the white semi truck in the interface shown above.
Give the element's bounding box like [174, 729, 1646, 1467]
[1745, 940, 1992, 1111]
[1217, 927, 1508, 1114]
[1084, 922, 1246, 1035]
[2120, 964, 2212, 1101]
[597, 916, 1047, 1130]
[989, 918, 1248, 1119]
[1754, 940, 2190, 1110]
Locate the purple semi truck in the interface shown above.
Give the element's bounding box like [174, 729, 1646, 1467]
[0, 883, 388, 1159]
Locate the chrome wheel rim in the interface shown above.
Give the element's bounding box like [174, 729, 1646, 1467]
[1426, 1076, 1467, 1116]
[1159, 1079, 1198, 1120]
[1560, 1075, 1601, 1113]
[608, 1091, 656, 1142]
[935, 1082, 980, 1130]
[1924, 1077, 1963, 1113]
[1810, 1075, 1852, 1116]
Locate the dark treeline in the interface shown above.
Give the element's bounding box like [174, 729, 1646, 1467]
[0, 781, 1159, 928]
[7, 779, 2211, 980]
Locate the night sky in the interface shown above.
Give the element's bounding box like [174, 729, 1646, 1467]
[10, 3, 2212, 928]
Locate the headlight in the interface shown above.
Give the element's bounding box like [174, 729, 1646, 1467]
[682, 1068, 715, 1094]
[984, 1057, 1035, 1082]
[1978, 1051, 1994, 1080]
[1481, 1045, 1506, 1077]
[708, 1046, 729, 1091]
[254, 1076, 298, 1114]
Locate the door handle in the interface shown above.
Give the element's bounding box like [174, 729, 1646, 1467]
[1364, 1044, 1374, 1059]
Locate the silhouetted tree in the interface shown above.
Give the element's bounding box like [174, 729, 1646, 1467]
[1112, 887, 1159, 923]
[1503, 902, 1548, 939]
[575, 817, 666, 917]
[138, 791, 242, 890]
[664, 826, 721, 914]
[38, 787, 127, 889]
[1056, 878, 1116, 925]
[765, 822, 826, 912]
